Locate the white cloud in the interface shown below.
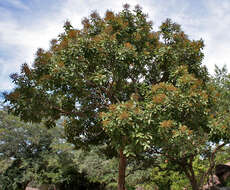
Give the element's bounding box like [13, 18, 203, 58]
[0, 2, 64, 91]
[1, 0, 230, 91]
[199, 0, 230, 74]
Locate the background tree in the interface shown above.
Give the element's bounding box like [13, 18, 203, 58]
[210, 65, 230, 135]
[203, 65, 230, 188]
[0, 108, 53, 190]
[4, 4, 207, 190]
[0, 109, 104, 190]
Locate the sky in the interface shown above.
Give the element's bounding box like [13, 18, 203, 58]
[0, 0, 230, 92]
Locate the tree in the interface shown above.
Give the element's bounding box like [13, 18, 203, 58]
[203, 65, 230, 189]
[4, 4, 207, 190]
[0, 109, 104, 190]
[0, 108, 54, 190]
[211, 65, 230, 133]
[100, 65, 216, 189]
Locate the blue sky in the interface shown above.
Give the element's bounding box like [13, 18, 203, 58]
[0, 0, 230, 92]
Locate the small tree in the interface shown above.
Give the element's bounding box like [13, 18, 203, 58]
[4, 5, 207, 190]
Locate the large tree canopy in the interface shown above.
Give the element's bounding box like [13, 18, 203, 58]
[5, 5, 207, 144]
[4, 5, 210, 190]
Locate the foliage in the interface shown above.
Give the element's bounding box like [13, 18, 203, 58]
[0, 108, 53, 189]
[208, 65, 230, 141]
[74, 147, 118, 189]
[73, 146, 153, 190]
[147, 163, 190, 190]
[0, 110, 104, 190]
[4, 5, 206, 148]
[206, 65, 230, 188]
[100, 63, 226, 190]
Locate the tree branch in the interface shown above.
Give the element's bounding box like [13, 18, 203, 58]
[199, 142, 227, 187]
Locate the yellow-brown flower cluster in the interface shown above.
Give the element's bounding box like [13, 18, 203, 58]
[190, 80, 202, 90]
[68, 30, 78, 39]
[109, 104, 117, 111]
[199, 91, 208, 100]
[175, 65, 189, 75]
[119, 111, 129, 120]
[99, 112, 106, 118]
[124, 42, 134, 50]
[105, 11, 115, 21]
[160, 120, 173, 128]
[151, 82, 177, 93]
[166, 85, 177, 91]
[120, 21, 129, 29]
[22, 64, 31, 76]
[151, 82, 165, 92]
[179, 125, 187, 132]
[134, 107, 141, 114]
[152, 93, 166, 104]
[180, 74, 193, 84]
[90, 11, 100, 19]
[59, 38, 69, 50]
[57, 61, 65, 68]
[148, 33, 155, 39]
[93, 35, 104, 43]
[187, 130, 193, 135]
[124, 101, 134, 109]
[131, 93, 139, 101]
[102, 119, 110, 127]
[82, 18, 91, 30]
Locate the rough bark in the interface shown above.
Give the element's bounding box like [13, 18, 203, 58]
[118, 149, 127, 190]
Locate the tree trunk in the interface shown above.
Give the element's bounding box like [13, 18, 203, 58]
[118, 149, 127, 190]
[190, 178, 199, 190]
[184, 167, 199, 190]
